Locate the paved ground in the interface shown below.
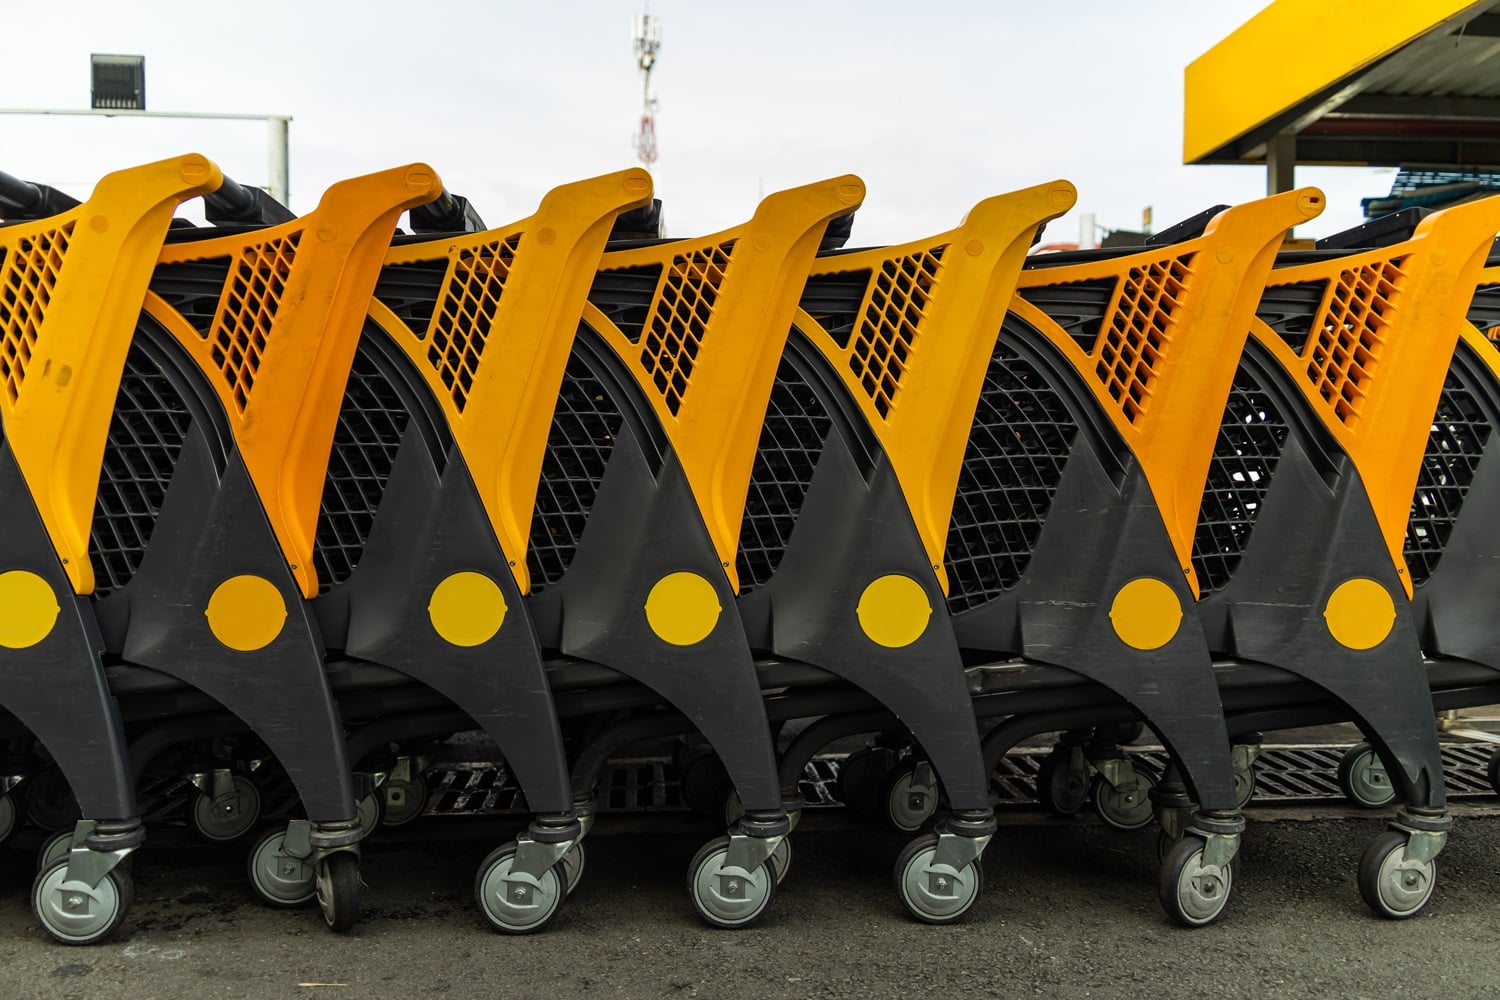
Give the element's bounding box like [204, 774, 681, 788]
[2, 806, 1499, 1000]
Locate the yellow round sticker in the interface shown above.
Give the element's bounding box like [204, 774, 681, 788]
[0, 570, 60, 649]
[428, 572, 508, 647]
[205, 575, 288, 652]
[1108, 578, 1182, 651]
[856, 574, 932, 649]
[644, 572, 722, 646]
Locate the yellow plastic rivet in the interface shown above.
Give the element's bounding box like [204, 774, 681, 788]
[405, 167, 435, 192]
[180, 155, 211, 182]
[316, 224, 338, 243]
[1432, 251, 1449, 267]
[537, 226, 557, 246]
[0, 571, 60, 649]
[427, 571, 508, 647]
[89, 215, 109, 234]
[754, 233, 771, 251]
[1108, 578, 1182, 650]
[856, 574, 931, 649]
[838, 181, 864, 205]
[205, 575, 287, 652]
[644, 572, 721, 646]
[965, 238, 984, 257]
[624, 173, 651, 192]
[1323, 578, 1395, 651]
[1050, 183, 1076, 207]
[1216, 246, 1234, 263]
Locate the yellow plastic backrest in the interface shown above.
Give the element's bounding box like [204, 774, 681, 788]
[143, 164, 441, 598]
[1247, 194, 1500, 597]
[794, 181, 1077, 594]
[369, 168, 654, 594]
[0, 154, 223, 595]
[584, 176, 866, 593]
[1005, 190, 1324, 598]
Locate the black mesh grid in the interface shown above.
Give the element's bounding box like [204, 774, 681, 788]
[1405, 364, 1494, 586]
[527, 352, 624, 592]
[1016, 277, 1118, 353]
[313, 341, 413, 593]
[587, 264, 664, 345]
[1191, 365, 1291, 592]
[799, 269, 871, 350]
[374, 259, 448, 338]
[944, 337, 1079, 614]
[1256, 280, 1328, 354]
[88, 340, 194, 597]
[148, 258, 232, 337]
[736, 357, 832, 594]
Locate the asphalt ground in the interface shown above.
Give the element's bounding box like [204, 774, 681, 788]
[2, 805, 1499, 1000]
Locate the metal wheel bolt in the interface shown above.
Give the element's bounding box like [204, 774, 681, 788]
[935, 876, 949, 891]
[513, 887, 526, 899]
[65, 895, 83, 910]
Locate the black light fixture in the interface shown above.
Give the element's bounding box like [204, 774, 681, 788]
[90, 54, 145, 111]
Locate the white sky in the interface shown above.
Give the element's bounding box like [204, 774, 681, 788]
[0, 0, 1397, 244]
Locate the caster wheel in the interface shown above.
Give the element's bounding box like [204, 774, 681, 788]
[381, 774, 427, 828]
[0, 793, 15, 847]
[1091, 771, 1155, 831]
[1155, 829, 1178, 866]
[687, 836, 776, 929]
[474, 841, 566, 934]
[1234, 764, 1258, 810]
[722, 789, 746, 828]
[32, 858, 133, 945]
[1158, 837, 1233, 928]
[26, 769, 80, 832]
[315, 852, 362, 931]
[190, 775, 261, 843]
[881, 761, 938, 834]
[1359, 830, 1437, 919]
[836, 747, 898, 816]
[1338, 743, 1395, 809]
[247, 828, 316, 908]
[894, 833, 982, 925]
[1035, 751, 1089, 816]
[1486, 747, 1500, 798]
[38, 828, 75, 873]
[560, 842, 586, 896]
[770, 838, 792, 886]
[355, 792, 385, 842]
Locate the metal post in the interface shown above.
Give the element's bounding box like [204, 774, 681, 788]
[1266, 130, 1297, 195]
[268, 116, 290, 207]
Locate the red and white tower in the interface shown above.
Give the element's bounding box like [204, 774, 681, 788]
[633, 11, 661, 166]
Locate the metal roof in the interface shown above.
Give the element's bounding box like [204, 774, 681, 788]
[1185, 0, 1500, 167]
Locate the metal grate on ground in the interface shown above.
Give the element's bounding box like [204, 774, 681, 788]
[416, 742, 1500, 818]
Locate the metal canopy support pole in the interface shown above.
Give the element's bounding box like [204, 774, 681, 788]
[268, 116, 290, 207]
[1267, 130, 1297, 195]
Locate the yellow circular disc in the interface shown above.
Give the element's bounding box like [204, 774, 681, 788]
[0, 570, 60, 649]
[644, 572, 722, 646]
[1323, 578, 1396, 651]
[205, 575, 287, 652]
[428, 571, 508, 648]
[1109, 577, 1182, 650]
[856, 574, 932, 649]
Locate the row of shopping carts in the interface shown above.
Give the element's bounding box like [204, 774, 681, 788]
[3, 153, 1500, 944]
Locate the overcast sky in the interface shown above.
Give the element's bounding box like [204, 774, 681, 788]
[1, 0, 1397, 245]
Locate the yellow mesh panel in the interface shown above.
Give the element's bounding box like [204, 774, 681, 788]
[426, 235, 521, 412]
[0, 223, 75, 406]
[641, 242, 733, 415]
[849, 247, 944, 418]
[1303, 256, 1406, 426]
[205, 232, 302, 414]
[1093, 254, 1192, 426]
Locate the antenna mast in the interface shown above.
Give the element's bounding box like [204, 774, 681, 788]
[633, 11, 661, 166]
